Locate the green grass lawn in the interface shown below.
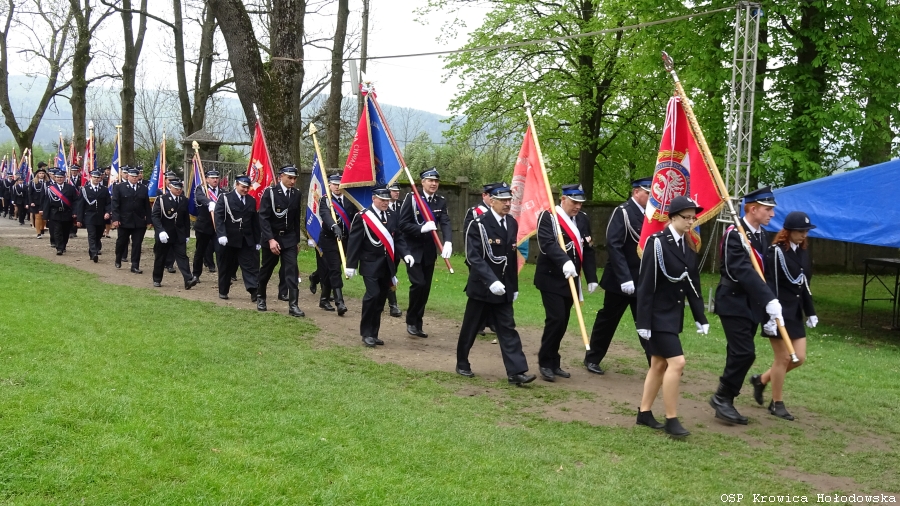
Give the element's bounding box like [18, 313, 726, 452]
[1, 247, 898, 504]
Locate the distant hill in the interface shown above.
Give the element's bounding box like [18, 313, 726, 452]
[0, 75, 449, 149]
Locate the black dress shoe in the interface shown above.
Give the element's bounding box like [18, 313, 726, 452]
[97, 251, 102, 255]
[218, 293, 229, 300]
[539, 367, 555, 382]
[553, 368, 571, 378]
[374, 338, 384, 346]
[768, 401, 795, 421]
[231, 275, 237, 282]
[584, 360, 604, 375]
[131, 268, 143, 274]
[664, 417, 690, 437]
[709, 395, 749, 425]
[115, 261, 121, 269]
[750, 374, 766, 406]
[336, 302, 348, 316]
[56, 250, 63, 256]
[278, 292, 289, 301]
[184, 277, 199, 290]
[362, 336, 377, 347]
[249, 289, 257, 303]
[507, 373, 536, 386]
[92, 255, 98, 263]
[636, 410, 665, 430]
[166, 267, 176, 273]
[456, 367, 475, 378]
[389, 304, 402, 317]
[122, 257, 129, 263]
[415, 328, 428, 338]
[319, 299, 336, 311]
[207, 266, 216, 273]
[308, 277, 317, 295]
[288, 305, 305, 317]
[407, 324, 419, 336]
[153, 281, 162, 287]
[257, 298, 267, 312]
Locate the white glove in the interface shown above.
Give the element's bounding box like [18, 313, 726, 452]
[620, 280, 635, 295]
[513, 291, 519, 302]
[489, 280, 506, 296]
[208, 202, 215, 213]
[441, 241, 452, 259]
[255, 244, 261, 251]
[765, 299, 784, 326]
[763, 319, 777, 336]
[637, 329, 651, 340]
[345, 268, 356, 278]
[403, 255, 415, 267]
[562, 260, 577, 279]
[159, 231, 169, 243]
[588, 282, 598, 294]
[185, 237, 189, 243]
[695, 322, 709, 335]
[391, 276, 398, 286]
[218, 236, 228, 246]
[307, 239, 316, 247]
[420, 221, 437, 233]
[806, 315, 818, 328]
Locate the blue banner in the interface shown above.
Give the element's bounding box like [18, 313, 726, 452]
[343, 97, 404, 211]
[305, 153, 325, 243]
[56, 138, 67, 172]
[147, 151, 161, 198]
[187, 155, 203, 216]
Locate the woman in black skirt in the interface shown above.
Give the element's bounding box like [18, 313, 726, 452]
[750, 211, 817, 420]
[635, 196, 708, 437]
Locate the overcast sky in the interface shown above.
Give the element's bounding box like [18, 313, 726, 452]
[2, 0, 487, 119]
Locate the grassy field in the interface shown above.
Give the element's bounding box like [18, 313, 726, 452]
[1, 247, 898, 504]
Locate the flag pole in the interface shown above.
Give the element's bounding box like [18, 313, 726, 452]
[115, 125, 123, 183]
[252, 104, 277, 185]
[523, 92, 590, 351]
[309, 124, 349, 278]
[661, 51, 798, 363]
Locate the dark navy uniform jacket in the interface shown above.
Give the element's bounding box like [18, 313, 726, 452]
[533, 209, 598, 297]
[599, 198, 644, 295]
[714, 217, 775, 323]
[464, 211, 518, 304]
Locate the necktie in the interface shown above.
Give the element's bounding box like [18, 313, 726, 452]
[500, 217, 506, 230]
[240, 196, 245, 206]
[288, 188, 293, 199]
[380, 211, 387, 223]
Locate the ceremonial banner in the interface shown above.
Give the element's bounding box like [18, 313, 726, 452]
[81, 136, 95, 186]
[69, 136, 79, 168]
[510, 125, 551, 271]
[55, 136, 68, 174]
[17, 150, 30, 183]
[109, 133, 120, 190]
[187, 152, 203, 216]
[305, 153, 326, 244]
[0, 157, 7, 177]
[340, 92, 403, 210]
[147, 151, 162, 198]
[247, 121, 275, 210]
[638, 96, 725, 254]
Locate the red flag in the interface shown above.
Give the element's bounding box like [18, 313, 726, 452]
[341, 101, 375, 188]
[246, 122, 275, 210]
[81, 136, 93, 186]
[509, 125, 552, 271]
[638, 96, 725, 254]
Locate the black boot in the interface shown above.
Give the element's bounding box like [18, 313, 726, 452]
[288, 289, 305, 317]
[249, 288, 258, 303]
[709, 383, 748, 425]
[333, 288, 348, 316]
[636, 409, 665, 430]
[308, 272, 319, 295]
[750, 374, 766, 406]
[768, 401, 795, 421]
[664, 417, 690, 437]
[319, 297, 335, 311]
[256, 289, 267, 311]
[387, 290, 401, 317]
[278, 287, 289, 301]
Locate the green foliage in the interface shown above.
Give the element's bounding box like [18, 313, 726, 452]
[402, 132, 519, 187]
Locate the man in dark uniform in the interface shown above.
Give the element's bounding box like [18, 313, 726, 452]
[455, 183, 535, 385]
[384, 182, 403, 317]
[317, 173, 356, 315]
[1, 172, 14, 218]
[398, 167, 452, 338]
[585, 177, 652, 374]
[192, 169, 222, 280]
[76, 170, 111, 262]
[215, 175, 260, 301]
[534, 184, 598, 382]
[151, 178, 198, 289]
[709, 187, 784, 425]
[68, 164, 82, 237]
[101, 166, 114, 238]
[29, 164, 49, 238]
[161, 170, 180, 273]
[257, 166, 303, 316]
[345, 185, 408, 347]
[42, 169, 78, 255]
[11, 176, 27, 225]
[111, 167, 151, 273]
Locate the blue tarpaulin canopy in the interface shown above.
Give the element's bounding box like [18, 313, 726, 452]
[765, 159, 900, 248]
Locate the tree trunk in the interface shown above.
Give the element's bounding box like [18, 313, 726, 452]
[858, 94, 892, 168]
[190, 5, 218, 133]
[210, 0, 305, 168]
[120, 0, 148, 166]
[69, 0, 93, 156]
[172, 0, 192, 135]
[325, 0, 349, 168]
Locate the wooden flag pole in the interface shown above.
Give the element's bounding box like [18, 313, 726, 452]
[523, 92, 590, 351]
[193, 140, 215, 231]
[661, 51, 798, 363]
[115, 125, 123, 183]
[309, 123, 349, 278]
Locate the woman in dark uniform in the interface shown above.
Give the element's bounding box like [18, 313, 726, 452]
[635, 196, 708, 438]
[750, 211, 817, 420]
